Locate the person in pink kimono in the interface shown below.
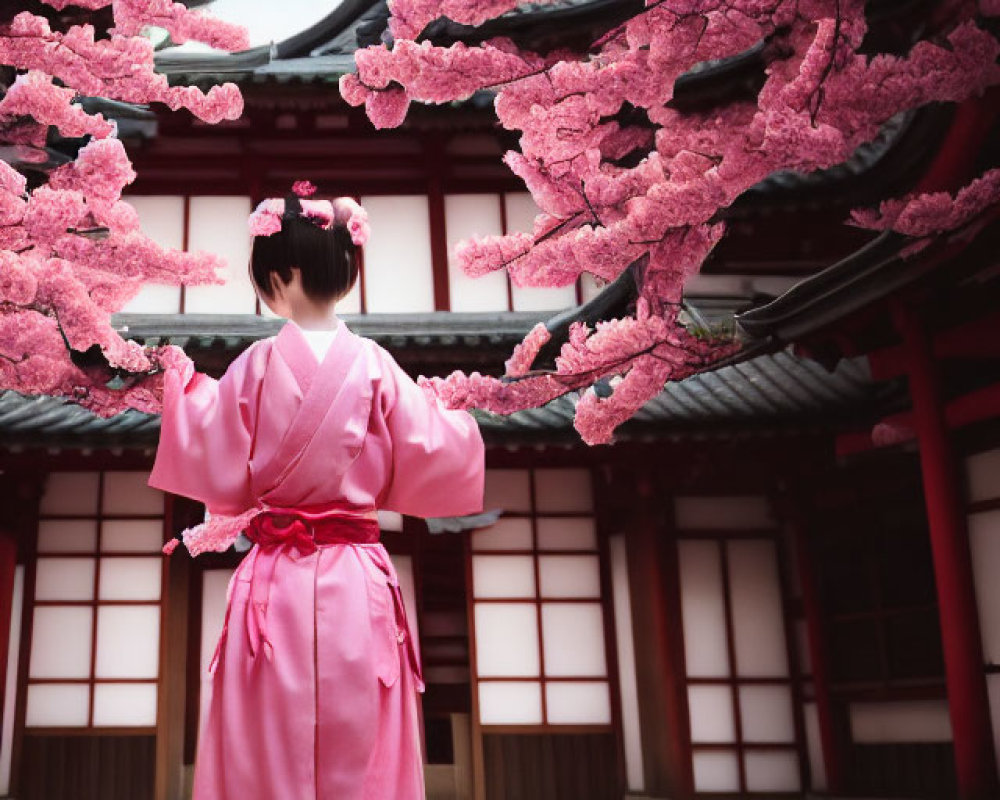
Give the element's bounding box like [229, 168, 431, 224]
[147, 187, 485, 800]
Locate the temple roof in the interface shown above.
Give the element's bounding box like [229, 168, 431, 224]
[0, 310, 888, 453]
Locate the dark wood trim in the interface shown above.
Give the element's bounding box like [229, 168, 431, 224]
[464, 531, 486, 800]
[0, 532, 17, 738]
[183, 556, 205, 766]
[155, 494, 190, 800]
[594, 477, 628, 795]
[498, 193, 514, 312]
[179, 196, 190, 315]
[717, 542, 748, 792]
[11, 482, 42, 797]
[426, 140, 451, 312]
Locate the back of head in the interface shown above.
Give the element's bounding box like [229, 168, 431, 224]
[249, 192, 361, 303]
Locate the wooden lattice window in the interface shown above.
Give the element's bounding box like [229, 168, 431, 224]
[469, 468, 613, 728]
[674, 495, 803, 794]
[25, 472, 165, 730]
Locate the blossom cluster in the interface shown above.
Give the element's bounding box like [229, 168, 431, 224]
[348, 0, 1000, 443]
[0, 2, 246, 415]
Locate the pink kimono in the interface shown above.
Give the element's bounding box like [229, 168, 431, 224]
[148, 318, 484, 800]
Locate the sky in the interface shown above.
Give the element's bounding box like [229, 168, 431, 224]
[167, 0, 343, 51]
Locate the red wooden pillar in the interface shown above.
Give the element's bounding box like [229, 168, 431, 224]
[895, 303, 999, 799]
[0, 533, 16, 732]
[623, 473, 691, 798]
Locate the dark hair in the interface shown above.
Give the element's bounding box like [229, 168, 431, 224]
[249, 195, 359, 303]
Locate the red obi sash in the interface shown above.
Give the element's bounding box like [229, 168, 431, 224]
[208, 507, 423, 691]
[244, 509, 379, 662]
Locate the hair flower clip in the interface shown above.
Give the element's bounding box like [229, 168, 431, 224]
[247, 182, 370, 247]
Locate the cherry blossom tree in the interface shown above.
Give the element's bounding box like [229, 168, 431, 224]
[0, 1, 246, 416]
[343, 0, 1000, 444]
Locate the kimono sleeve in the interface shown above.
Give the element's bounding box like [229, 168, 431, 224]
[377, 347, 485, 519]
[148, 340, 271, 515]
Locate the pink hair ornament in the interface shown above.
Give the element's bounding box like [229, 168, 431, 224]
[248, 182, 370, 246]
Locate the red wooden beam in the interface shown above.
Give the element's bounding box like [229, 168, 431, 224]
[912, 90, 1000, 196]
[868, 312, 1000, 381]
[835, 380, 1000, 457]
[894, 302, 998, 799]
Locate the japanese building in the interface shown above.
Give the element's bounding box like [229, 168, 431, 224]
[0, 2, 998, 799]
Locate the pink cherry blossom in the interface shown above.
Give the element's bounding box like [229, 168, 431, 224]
[851, 169, 1000, 238]
[359, 0, 1000, 443]
[1, 3, 246, 416]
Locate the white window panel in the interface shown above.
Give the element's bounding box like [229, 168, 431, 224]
[119, 195, 184, 314]
[533, 469, 593, 513]
[29, 606, 92, 679]
[545, 682, 611, 724]
[102, 471, 163, 515]
[377, 510, 403, 532]
[185, 196, 256, 314]
[101, 519, 164, 553]
[445, 194, 508, 312]
[504, 193, 576, 312]
[739, 685, 796, 743]
[478, 681, 543, 725]
[969, 510, 1000, 663]
[39, 472, 98, 515]
[692, 751, 740, 792]
[337, 278, 362, 315]
[25, 684, 90, 727]
[471, 518, 533, 552]
[744, 751, 801, 792]
[536, 517, 597, 551]
[98, 558, 162, 602]
[675, 495, 774, 530]
[37, 519, 98, 554]
[360, 195, 435, 313]
[541, 603, 607, 677]
[474, 603, 540, 677]
[472, 555, 535, 599]
[728, 540, 789, 678]
[678, 540, 730, 678]
[93, 683, 158, 727]
[511, 284, 577, 313]
[95, 605, 160, 679]
[580, 273, 604, 303]
[538, 555, 601, 599]
[687, 685, 736, 743]
[966, 449, 1000, 503]
[849, 700, 953, 743]
[483, 470, 532, 513]
[35, 558, 95, 602]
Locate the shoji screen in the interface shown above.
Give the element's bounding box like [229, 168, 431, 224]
[470, 468, 613, 727]
[503, 194, 578, 312]
[359, 195, 435, 313]
[120, 195, 185, 314]
[26, 472, 164, 729]
[184, 196, 256, 314]
[965, 447, 1000, 769]
[445, 194, 508, 312]
[675, 496, 802, 794]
